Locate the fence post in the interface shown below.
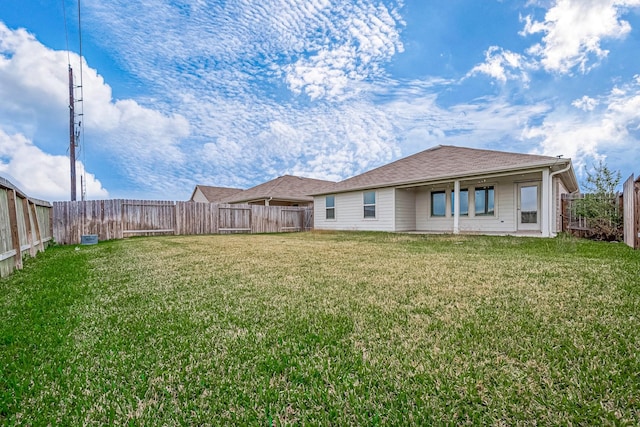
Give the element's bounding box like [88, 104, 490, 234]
[175, 202, 181, 236]
[22, 198, 36, 257]
[30, 202, 44, 252]
[173, 201, 178, 236]
[635, 177, 640, 249]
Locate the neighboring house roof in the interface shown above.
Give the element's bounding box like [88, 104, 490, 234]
[315, 145, 578, 195]
[190, 185, 243, 202]
[223, 175, 335, 204]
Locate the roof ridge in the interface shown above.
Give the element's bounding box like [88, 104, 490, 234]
[197, 184, 243, 190]
[443, 144, 560, 159]
[268, 175, 290, 194]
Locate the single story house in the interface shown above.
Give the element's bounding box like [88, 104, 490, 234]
[222, 175, 335, 207]
[313, 145, 579, 237]
[190, 185, 243, 203]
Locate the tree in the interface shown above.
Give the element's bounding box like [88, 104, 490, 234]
[573, 161, 622, 241]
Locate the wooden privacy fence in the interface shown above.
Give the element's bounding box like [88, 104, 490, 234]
[0, 176, 53, 277]
[622, 174, 640, 249]
[53, 200, 314, 245]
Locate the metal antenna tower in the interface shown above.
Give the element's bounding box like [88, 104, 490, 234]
[65, 0, 86, 201]
[69, 65, 77, 201]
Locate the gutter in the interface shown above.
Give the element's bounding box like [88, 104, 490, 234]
[547, 162, 574, 236]
[550, 162, 576, 191]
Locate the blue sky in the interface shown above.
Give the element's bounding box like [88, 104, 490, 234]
[1, 0, 639, 201]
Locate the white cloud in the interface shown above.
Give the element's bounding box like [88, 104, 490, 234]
[467, 46, 532, 83]
[523, 118, 611, 170]
[283, 2, 404, 99]
[84, 0, 404, 102]
[572, 95, 599, 111]
[34, 0, 409, 194]
[470, 1, 640, 82]
[0, 22, 190, 197]
[377, 83, 553, 156]
[521, 0, 640, 74]
[285, 46, 355, 100]
[0, 129, 108, 201]
[524, 76, 640, 176]
[5, 0, 638, 202]
[190, 94, 400, 185]
[606, 83, 640, 126]
[0, 24, 70, 139]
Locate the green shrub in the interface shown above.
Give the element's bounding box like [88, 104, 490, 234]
[573, 161, 622, 241]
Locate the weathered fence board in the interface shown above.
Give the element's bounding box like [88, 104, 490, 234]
[6, 189, 21, 271]
[249, 205, 272, 234]
[623, 174, 635, 248]
[304, 208, 314, 231]
[219, 205, 251, 233]
[635, 177, 640, 250]
[280, 209, 302, 232]
[54, 200, 120, 245]
[122, 200, 175, 237]
[561, 194, 588, 237]
[0, 190, 11, 261]
[22, 198, 35, 257]
[53, 200, 313, 244]
[0, 176, 52, 277]
[175, 202, 217, 235]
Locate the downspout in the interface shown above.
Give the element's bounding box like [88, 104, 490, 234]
[548, 162, 573, 236]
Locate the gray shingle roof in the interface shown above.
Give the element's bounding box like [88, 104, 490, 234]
[315, 145, 573, 195]
[191, 185, 243, 202]
[223, 175, 335, 203]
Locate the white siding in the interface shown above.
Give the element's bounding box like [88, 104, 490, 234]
[395, 188, 416, 231]
[191, 189, 209, 203]
[314, 188, 395, 231]
[416, 176, 523, 233]
[313, 170, 561, 236]
[416, 188, 453, 232]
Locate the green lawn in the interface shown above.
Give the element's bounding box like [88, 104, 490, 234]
[1, 232, 639, 425]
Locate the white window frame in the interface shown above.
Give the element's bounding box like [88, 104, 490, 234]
[363, 191, 376, 219]
[325, 195, 336, 220]
[430, 190, 447, 217]
[474, 185, 496, 216]
[451, 189, 469, 216]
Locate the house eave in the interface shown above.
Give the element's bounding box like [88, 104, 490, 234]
[227, 196, 313, 204]
[562, 163, 580, 193]
[313, 160, 573, 196]
[189, 186, 201, 201]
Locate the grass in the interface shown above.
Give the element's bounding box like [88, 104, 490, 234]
[1, 232, 639, 425]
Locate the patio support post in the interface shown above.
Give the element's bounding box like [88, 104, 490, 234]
[453, 180, 460, 234]
[542, 168, 550, 237]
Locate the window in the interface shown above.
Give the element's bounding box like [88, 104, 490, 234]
[451, 189, 469, 216]
[363, 191, 376, 218]
[431, 191, 446, 217]
[475, 186, 495, 216]
[326, 195, 335, 220]
[520, 185, 538, 224]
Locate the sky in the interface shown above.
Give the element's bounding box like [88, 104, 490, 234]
[1, 0, 639, 201]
